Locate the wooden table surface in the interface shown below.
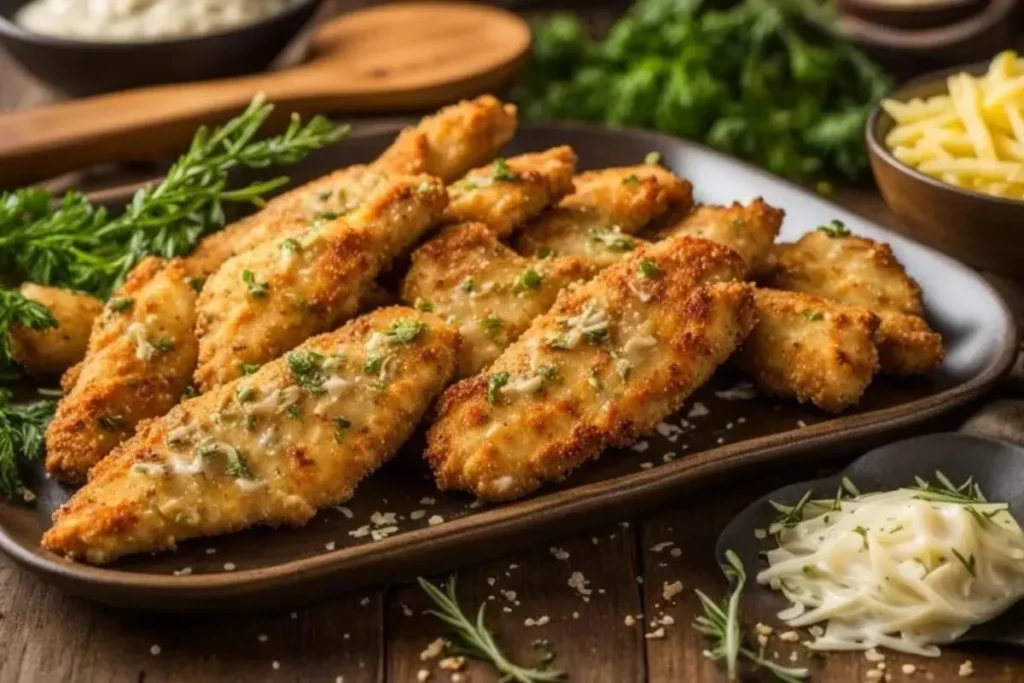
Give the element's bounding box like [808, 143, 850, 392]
[1, 3, 1023, 682]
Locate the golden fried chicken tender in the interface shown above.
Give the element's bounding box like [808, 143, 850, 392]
[652, 198, 784, 277]
[45, 258, 200, 484]
[426, 236, 756, 501]
[42, 307, 459, 564]
[515, 165, 692, 268]
[9, 284, 103, 376]
[193, 176, 447, 392]
[735, 289, 880, 413]
[401, 223, 591, 378]
[189, 95, 517, 271]
[769, 228, 944, 376]
[443, 147, 577, 237]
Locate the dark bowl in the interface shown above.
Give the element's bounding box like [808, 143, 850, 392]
[0, 0, 321, 97]
[867, 61, 1024, 280]
[839, 0, 987, 29]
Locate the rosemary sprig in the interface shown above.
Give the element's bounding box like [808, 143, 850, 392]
[417, 576, 564, 683]
[910, 471, 987, 504]
[0, 389, 56, 499]
[0, 95, 350, 298]
[0, 288, 58, 380]
[693, 550, 810, 682]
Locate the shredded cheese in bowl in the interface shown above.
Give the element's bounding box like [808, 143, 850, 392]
[756, 476, 1024, 656]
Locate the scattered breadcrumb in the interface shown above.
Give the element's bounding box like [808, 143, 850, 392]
[324, 541, 336, 551]
[866, 670, 883, 681]
[662, 580, 683, 601]
[438, 656, 465, 671]
[865, 648, 885, 663]
[755, 623, 774, 637]
[410, 510, 426, 521]
[645, 627, 666, 640]
[958, 660, 974, 677]
[779, 630, 800, 643]
[258, 634, 268, 643]
[223, 562, 236, 571]
[902, 664, 916, 675]
[650, 541, 675, 553]
[428, 515, 445, 526]
[624, 615, 636, 627]
[337, 506, 354, 519]
[420, 497, 436, 505]
[550, 547, 570, 560]
[149, 645, 161, 656]
[416, 670, 431, 682]
[568, 571, 593, 597]
[272, 661, 280, 670]
[172, 567, 192, 576]
[451, 674, 465, 683]
[687, 402, 709, 417]
[420, 638, 445, 661]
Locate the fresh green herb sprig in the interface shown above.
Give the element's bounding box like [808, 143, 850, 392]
[517, 0, 891, 180]
[0, 95, 349, 299]
[693, 550, 810, 682]
[418, 576, 564, 683]
[0, 389, 56, 499]
[910, 471, 987, 504]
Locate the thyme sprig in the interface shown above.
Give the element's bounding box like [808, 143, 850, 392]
[693, 550, 810, 682]
[418, 576, 564, 682]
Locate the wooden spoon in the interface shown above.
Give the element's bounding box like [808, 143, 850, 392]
[0, 2, 531, 187]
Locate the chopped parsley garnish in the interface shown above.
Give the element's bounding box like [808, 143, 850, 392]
[182, 385, 198, 399]
[414, 298, 435, 312]
[236, 386, 256, 403]
[591, 231, 635, 252]
[481, 316, 503, 339]
[153, 338, 175, 353]
[225, 451, 252, 479]
[241, 363, 261, 375]
[318, 190, 333, 202]
[316, 210, 340, 221]
[417, 182, 434, 194]
[623, 174, 641, 185]
[803, 310, 824, 322]
[951, 548, 976, 577]
[492, 158, 519, 182]
[242, 269, 269, 299]
[514, 269, 543, 292]
[460, 180, 480, 192]
[644, 151, 662, 166]
[385, 318, 426, 345]
[487, 372, 510, 405]
[245, 414, 257, 431]
[584, 328, 608, 343]
[547, 335, 570, 351]
[186, 277, 206, 294]
[97, 414, 124, 431]
[108, 297, 134, 313]
[364, 354, 383, 375]
[332, 416, 352, 443]
[639, 259, 663, 278]
[285, 404, 302, 419]
[537, 247, 556, 259]
[818, 219, 851, 238]
[461, 278, 475, 293]
[287, 350, 327, 393]
[539, 365, 559, 383]
[852, 525, 869, 550]
[281, 237, 301, 255]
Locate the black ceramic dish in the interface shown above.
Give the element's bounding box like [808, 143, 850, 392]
[0, 123, 1016, 613]
[718, 432, 1024, 648]
[0, 0, 321, 96]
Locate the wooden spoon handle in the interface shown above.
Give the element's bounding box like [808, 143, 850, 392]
[0, 73, 325, 188]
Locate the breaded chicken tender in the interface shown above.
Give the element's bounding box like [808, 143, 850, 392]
[735, 289, 880, 413]
[443, 147, 577, 237]
[769, 227, 944, 376]
[9, 284, 103, 376]
[515, 165, 692, 268]
[45, 258, 200, 484]
[42, 307, 458, 564]
[190, 96, 517, 271]
[401, 223, 591, 378]
[193, 176, 447, 392]
[426, 236, 756, 501]
[652, 198, 784, 277]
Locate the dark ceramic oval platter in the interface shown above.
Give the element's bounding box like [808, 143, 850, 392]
[0, 123, 1017, 612]
[717, 432, 1024, 648]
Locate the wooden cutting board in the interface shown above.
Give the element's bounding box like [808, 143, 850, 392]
[0, 2, 531, 187]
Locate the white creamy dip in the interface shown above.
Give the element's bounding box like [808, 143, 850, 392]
[16, 0, 301, 42]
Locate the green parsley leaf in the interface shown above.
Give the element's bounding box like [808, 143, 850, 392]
[622, 174, 641, 185]
[364, 354, 383, 375]
[385, 318, 426, 345]
[153, 338, 175, 353]
[644, 151, 662, 165]
[803, 310, 824, 322]
[333, 416, 352, 443]
[414, 298, 435, 312]
[108, 297, 134, 313]
[537, 247, 556, 258]
[639, 259, 663, 278]
[236, 386, 256, 403]
[492, 158, 519, 182]
[281, 237, 301, 254]
[514, 269, 543, 292]
[242, 269, 269, 298]
[818, 220, 851, 238]
[287, 350, 327, 393]
[488, 372, 510, 405]
[481, 316, 503, 338]
[241, 363, 261, 375]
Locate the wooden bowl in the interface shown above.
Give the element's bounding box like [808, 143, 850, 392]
[866, 62, 1024, 279]
[839, 0, 988, 30]
[0, 0, 321, 97]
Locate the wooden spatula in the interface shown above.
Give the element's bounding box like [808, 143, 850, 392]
[0, 2, 531, 187]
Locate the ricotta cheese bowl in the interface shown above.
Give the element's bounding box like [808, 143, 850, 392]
[0, 0, 320, 96]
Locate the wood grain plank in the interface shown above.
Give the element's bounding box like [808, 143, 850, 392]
[385, 523, 647, 682]
[0, 554, 383, 683]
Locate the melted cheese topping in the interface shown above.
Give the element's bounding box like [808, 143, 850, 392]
[757, 487, 1024, 656]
